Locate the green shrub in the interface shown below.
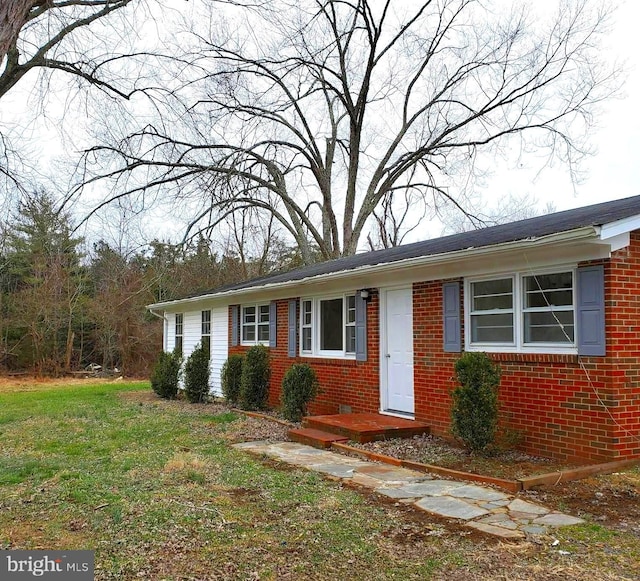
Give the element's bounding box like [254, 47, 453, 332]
[450, 352, 501, 454]
[221, 354, 244, 405]
[150, 349, 181, 400]
[239, 345, 271, 410]
[184, 342, 211, 403]
[281, 364, 319, 422]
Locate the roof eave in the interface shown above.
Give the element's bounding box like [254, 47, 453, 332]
[146, 226, 600, 310]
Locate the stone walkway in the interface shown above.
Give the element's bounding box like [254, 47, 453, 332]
[233, 441, 583, 540]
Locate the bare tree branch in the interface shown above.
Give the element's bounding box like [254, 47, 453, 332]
[79, 0, 620, 263]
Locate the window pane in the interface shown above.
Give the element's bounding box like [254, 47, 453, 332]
[524, 311, 574, 343]
[175, 314, 183, 335]
[346, 295, 356, 324]
[472, 279, 513, 311]
[202, 310, 211, 335]
[243, 306, 256, 323]
[302, 327, 312, 352]
[303, 300, 312, 325]
[259, 305, 270, 323]
[524, 273, 573, 308]
[242, 325, 255, 342]
[175, 336, 183, 355]
[320, 298, 343, 351]
[202, 335, 211, 358]
[471, 313, 514, 343]
[346, 326, 356, 353]
[257, 324, 270, 342]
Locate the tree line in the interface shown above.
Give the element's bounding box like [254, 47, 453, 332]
[0, 189, 302, 376]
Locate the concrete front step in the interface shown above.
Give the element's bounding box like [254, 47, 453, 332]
[303, 413, 430, 443]
[288, 427, 349, 449]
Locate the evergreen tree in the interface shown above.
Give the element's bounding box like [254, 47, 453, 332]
[4, 190, 86, 373]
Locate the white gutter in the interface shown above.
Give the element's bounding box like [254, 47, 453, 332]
[147, 226, 600, 310]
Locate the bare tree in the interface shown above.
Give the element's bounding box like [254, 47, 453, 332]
[0, 0, 152, 196]
[437, 192, 557, 234]
[0, 0, 143, 100]
[80, 0, 618, 263]
[0, 0, 36, 61]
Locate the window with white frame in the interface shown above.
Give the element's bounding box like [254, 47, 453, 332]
[175, 313, 184, 355]
[467, 270, 575, 351]
[300, 294, 356, 356]
[301, 300, 312, 353]
[201, 310, 211, 357]
[242, 304, 270, 344]
[522, 272, 574, 343]
[469, 278, 514, 344]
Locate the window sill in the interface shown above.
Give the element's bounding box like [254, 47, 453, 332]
[486, 352, 579, 364]
[300, 352, 356, 361]
[466, 345, 577, 356]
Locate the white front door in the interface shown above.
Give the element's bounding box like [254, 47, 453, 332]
[383, 288, 414, 415]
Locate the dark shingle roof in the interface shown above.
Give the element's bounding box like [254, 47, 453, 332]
[181, 194, 640, 300]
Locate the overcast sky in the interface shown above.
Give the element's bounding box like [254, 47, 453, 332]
[481, 0, 639, 213]
[1, 0, 638, 247]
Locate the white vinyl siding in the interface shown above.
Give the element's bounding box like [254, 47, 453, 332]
[166, 313, 177, 352]
[165, 307, 227, 396]
[209, 306, 228, 396]
[182, 311, 202, 356]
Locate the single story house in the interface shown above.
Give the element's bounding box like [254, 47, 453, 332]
[148, 195, 640, 463]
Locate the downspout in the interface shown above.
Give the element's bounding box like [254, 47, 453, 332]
[148, 308, 168, 352]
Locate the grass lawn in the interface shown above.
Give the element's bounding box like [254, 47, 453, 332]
[0, 381, 638, 580]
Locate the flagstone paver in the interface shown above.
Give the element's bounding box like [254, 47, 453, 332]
[232, 441, 584, 539]
[508, 498, 550, 515]
[533, 513, 584, 527]
[415, 496, 490, 520]
[467, 522, 525, 540]
[355, 464, 428, 482]
[448, 484, 509, 502]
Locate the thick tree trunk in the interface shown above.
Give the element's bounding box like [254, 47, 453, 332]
[0, 0, 37, 60]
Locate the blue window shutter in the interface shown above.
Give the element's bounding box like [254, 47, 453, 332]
[355, 291, 367, 362]
[269, 301, 277, 348]
[577, 265, 605, 356]
[443, 282, 461, 352]
[288, 299, 297, 357]
[231, 305, 239, 347]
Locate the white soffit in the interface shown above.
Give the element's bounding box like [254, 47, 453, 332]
[599, 214, 640, 240]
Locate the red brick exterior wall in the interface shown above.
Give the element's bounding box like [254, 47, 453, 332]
[606, 231, 640, 459]
[226, 231, 640, 462]
[228, 294, 381, 416]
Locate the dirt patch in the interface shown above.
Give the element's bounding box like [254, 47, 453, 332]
[522, 472, 640, 534]
[0, 376, 126, 393]
[121, 390, 291, 442]
[350, 433, 573, 480]
[118, 390, 158, 403]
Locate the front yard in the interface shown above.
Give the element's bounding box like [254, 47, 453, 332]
[0, 380, 638, 579]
